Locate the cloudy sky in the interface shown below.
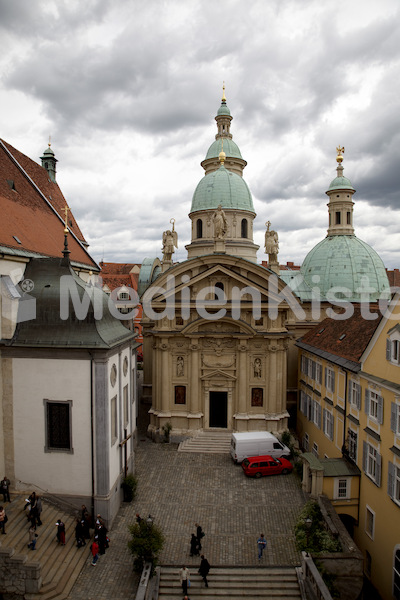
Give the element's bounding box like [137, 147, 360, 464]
[1, 0, 400, 268]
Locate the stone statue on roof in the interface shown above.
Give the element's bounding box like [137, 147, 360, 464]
[264, 221, 279, 263]
[162, 219, 178, 263]
[213, 205, 227, 239]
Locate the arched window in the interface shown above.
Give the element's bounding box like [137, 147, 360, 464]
[215, 281, 224, 300]
[241, 218, 248, 238]
[196, 219, 203, 239]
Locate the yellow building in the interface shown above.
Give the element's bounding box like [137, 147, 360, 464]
[297, 295, 400, 600]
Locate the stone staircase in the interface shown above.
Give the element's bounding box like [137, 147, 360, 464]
[0, 495, 91, 600]
[178, 430, 232, 454]
[158, 565, 303, 599]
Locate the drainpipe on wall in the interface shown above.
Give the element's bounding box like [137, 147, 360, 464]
[90, 353, 95, 521]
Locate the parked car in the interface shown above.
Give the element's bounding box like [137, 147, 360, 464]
[230, 431, 291, 463]
[241, 455, 293, 478]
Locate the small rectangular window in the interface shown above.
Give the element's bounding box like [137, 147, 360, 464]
[45, 400, 72, 452]
[312, 442, 319, 458]
[251, 388, 263, 407]
[365, 506, 375, 539]
[338, 479, 347, 498]
[335, 211, 341, 225]
[175, 386, 186, 405]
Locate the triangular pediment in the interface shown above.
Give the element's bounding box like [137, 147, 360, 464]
[200, 369, 237, 381]
[144, 255, 291, 308]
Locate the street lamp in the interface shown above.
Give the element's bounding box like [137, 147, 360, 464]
[304, 517, 313, 554]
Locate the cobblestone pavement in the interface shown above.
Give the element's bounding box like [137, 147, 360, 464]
[68, 437, 307, 599]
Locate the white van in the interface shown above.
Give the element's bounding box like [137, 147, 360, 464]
[230, 432, 291, 463]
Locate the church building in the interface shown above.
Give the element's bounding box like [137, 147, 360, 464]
[140, 89, 291, 440]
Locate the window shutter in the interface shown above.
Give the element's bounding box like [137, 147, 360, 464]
[324, 367, 327, 388]
[356, 384, 361, 410]
[388, 461, 395, 499]
[377, 396, 384, 425]
[365, 390, 370, 415]
[390, 402, 397, 433]
[332, 370, 335, 393]
[386, 338, 391, 361]
[348, 380, 352, 404]
[312, 361, 316, 381]
[362, 441, 368, 473]
[330, 414, 334, 440]
[317, 403, 322, 429]
[376, 453, 382, 487]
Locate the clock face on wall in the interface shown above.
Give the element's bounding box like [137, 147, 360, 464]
[110, 364, 117, 387]
[123, 356, 128, 376]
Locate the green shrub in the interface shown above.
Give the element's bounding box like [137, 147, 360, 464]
[128, 519, 165, 574]
[162, 421, 172, 442]
[294, 500, 342, 554]
[122, 474, 138, 502]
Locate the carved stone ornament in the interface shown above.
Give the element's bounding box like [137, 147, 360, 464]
[110, 364, 117, 387]
[202, 354, 235, 368]
[176, 356, 184, 377]
[123, 356, 128, 376]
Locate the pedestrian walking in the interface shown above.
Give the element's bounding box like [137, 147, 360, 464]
[81, 505, 91, 538]
[198, 554, 210, 587]
[257, 533, 267, 560]
[0, 505, 7, 534]
[91, 537, 99, 565]
[190, 533, 199, 556]
[179, 565, 190, 595]
[1, 476, 11, 503]
[95, 520, 108, 554]
[28, 525, 38, 550]
[36, 496, 43, 526]
[56, 519, 66, 545]
[75, 517, 86, 548]
[135, 513, 142, 524]
[195, 523, 204, 550]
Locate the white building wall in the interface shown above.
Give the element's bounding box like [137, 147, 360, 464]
[13, 357, 92, 496]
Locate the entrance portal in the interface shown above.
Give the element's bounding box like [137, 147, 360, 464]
[209, 391, 228, 428]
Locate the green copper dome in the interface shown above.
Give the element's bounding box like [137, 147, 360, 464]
[217, 102, 231, 116]
[300, 235, 390, 302]
[205, 138, 243, 160]
[327, 176, 355, 192]
[190, 165, 255, 213]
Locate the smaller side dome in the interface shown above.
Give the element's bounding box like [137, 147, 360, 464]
[217, 103, 231, 116]
[327, 176, 355, 192]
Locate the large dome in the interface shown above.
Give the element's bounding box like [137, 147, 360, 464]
[190, 165, 255, 213]
[300, 235, 390, 302]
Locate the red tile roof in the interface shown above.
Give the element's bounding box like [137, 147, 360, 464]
[387, 269, 400, 288]
[299, 307, 382, 363]
[100, 262, 140, 291]
[0, 139, 97, 269]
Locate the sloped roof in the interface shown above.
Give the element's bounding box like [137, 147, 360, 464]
[297, 307, 383, 364]
[0, 139, 97, 270]
[100, 262, 140, 292]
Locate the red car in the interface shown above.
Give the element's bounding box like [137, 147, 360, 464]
[241, 455, 293, 478]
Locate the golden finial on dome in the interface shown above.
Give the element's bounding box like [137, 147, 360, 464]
[219, 138, 226, 165]
[48, 135, 51, 148]
[222, 81, 226, 102]
[336, 145, 345, 163]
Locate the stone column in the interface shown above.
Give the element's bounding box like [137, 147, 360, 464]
[268, 343, 278, 413]
[190, 341, 200, 414]
[238, 342, 248, 414]
[160, 339, 169, 413]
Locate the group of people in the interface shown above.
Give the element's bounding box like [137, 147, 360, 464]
[90, 513, 110, 565]
[0, 476, 11, 535]
[180, 523, 210, 598]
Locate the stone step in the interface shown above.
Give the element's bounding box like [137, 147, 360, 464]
[178, 431, 232, 454]
[0, 495, 92, 600]
[158, 566, 302, 599]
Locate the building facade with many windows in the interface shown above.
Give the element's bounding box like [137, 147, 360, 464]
[296, 297, 400, 600]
